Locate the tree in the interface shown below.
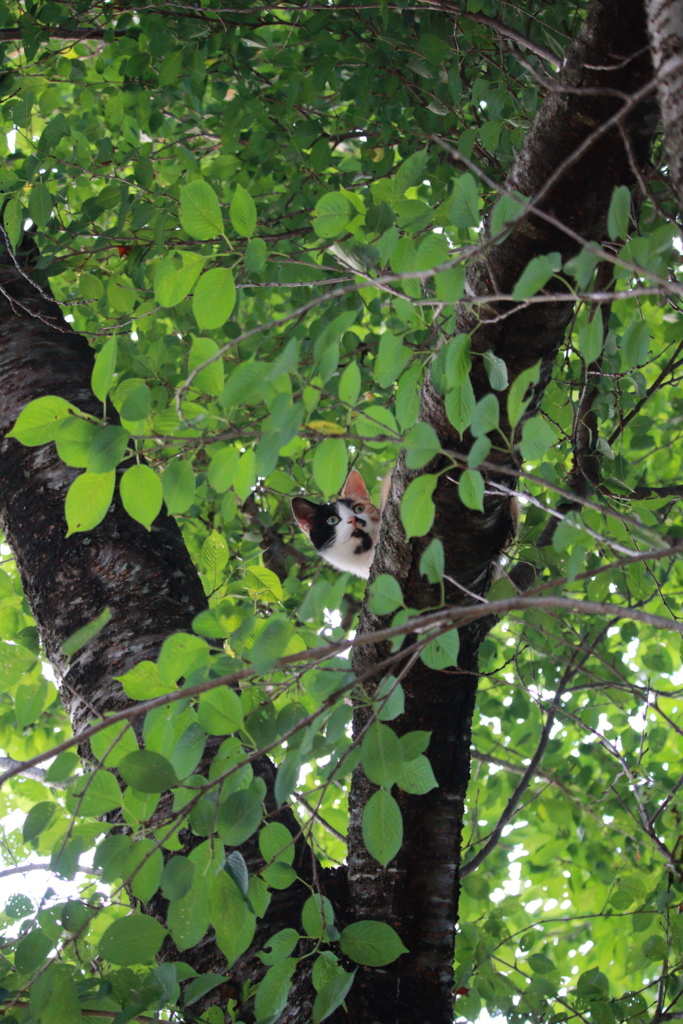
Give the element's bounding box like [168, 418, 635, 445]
[0, 1, 681, 1022]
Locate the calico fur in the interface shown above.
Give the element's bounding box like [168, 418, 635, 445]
[291, 469, 382, 579]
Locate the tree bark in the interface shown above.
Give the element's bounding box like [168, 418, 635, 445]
[0, 247, 318, 1022]
[348, 2, 657, 1021]
[645, 0, 683, 211]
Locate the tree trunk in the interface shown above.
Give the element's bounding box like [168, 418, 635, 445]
[347, 2, 656, 1021]
[646, 0, 683, 210]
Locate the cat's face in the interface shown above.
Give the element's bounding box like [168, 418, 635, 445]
[292, 469, 381, 579]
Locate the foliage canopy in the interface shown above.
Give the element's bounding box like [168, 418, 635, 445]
[0, 1, 681, 1023]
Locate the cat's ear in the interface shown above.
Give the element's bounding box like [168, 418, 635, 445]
[341, 469, 371, 503]
[291, 497, 319, 535]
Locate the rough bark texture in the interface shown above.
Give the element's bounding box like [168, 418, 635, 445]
[0, 246, 319, 1023]
[646, 0, 683, 211]
[0, 252, 207, 730]
[347, 2, 657, 1022]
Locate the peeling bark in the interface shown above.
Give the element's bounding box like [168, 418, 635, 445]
[348, 2, 657, 1021]
[646, 0, 683, 211]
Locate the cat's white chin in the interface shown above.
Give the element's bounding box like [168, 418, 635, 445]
[321, 547, 374, 579]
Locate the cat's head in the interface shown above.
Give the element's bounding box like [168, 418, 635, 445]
[291, 469, 381, 579]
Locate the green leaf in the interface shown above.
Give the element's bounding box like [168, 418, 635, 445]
[117, 660, 174, 700]
[489, 191, 527, 237]
[23, 801, 56, 843]
[162, 458, 195, 514]
[161, 856, 195, 901]
[394, 148, 429, 193]
[274, 751, 301, 807]
[520, 417, 558, 461]
[260, 928, 300, 964]
[14, 928, 53, 973]
[230, 183, 257, 237]
[312, 438, 348, 495]
[116, 384, 150, 424]
[471, 394, 499, 438]
[458, 468, 484, 511]
[302, 894, 335, 939]
[621, 320, 650, 368]
[445, 380, 475, 435]
[154, 251, 206, 307]
[65, 470, 115, 536]
[507, 362, 540, 428]
[395, 755, 438, 794]
[188, 335, 225, 396]
[246, 237, 268, 274]
[90, 718, 137, 768]
[482, 351, 508, 390]
[171, 723, 207, 778]
[374, 676, 405, 721]
[245, 565, 283, 603]
[201, 528, 229, 580]
[419, 537, 444, 583]
[414, 232, 449, 271]
[9, 395, 74, 446]
[449, 173, 479, 227]
[375, 331, 409, 388]
[313, 191, 355, 238]
[512, 252, 561, 299]
[368, 574, 404, 615]
[120, 464, 163, 530]
[339, 920, 408, 966]
[401, 474, 437, 538]
[208, 446, 240, 492]
[467, 436, 491, 468]
[313, 969, 356, 1024]
[528, 952, 556, 973]
[420, 626, 460, 669]
[179, 179, 224, 240]
[91, 337, 118, 402]
[217, 789, 263, 846]
[119, 750, 179, 792]
[157, 632, 210, 685]
[254, 959, 297, 1024]
[338, 360, 362, 405]
[405, 422, 441, 469]
[68, 767, 122, 816]
[61, 607, 111, 657]
[435, 265, 465, 302]
[98, 914, 167, 966]
[362, 789, 403, 866]
[87, 425, 130, 472]
[607, 184, 631, 240]
[35, 970, 83, 1024]
[260, 822, 295, 867]
[184, 974, 226, 1007]
[192, 268, 236, 330]
[28, 181, 53, 227]
[197, 686, 244, 734]
[4, 196, 22, 249]
[360, 722, 404, 787]
[579, 316, 603, 364]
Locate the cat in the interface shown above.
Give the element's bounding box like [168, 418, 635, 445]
[291, 469, 382, 579]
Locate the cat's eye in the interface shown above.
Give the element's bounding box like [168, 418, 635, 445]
[327, 515, 340, 526]
[352, 503, 365, 513]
